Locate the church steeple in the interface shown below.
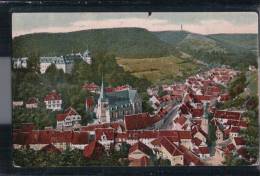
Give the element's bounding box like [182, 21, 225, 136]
[100, 75, 104, 100]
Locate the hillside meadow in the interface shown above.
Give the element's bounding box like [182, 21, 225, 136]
[116, 56, 205, 84]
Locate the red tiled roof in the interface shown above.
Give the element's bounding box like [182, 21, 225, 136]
[191, 125, 208, 139]
[124, 113, 162, 130]
[83, 140, 104, 158]
[174, 114, 187, 126]
[178, 131, 192, 140]
[26, 97, 38, 104]
[56, 114, 67, 121]
[230, 126, 240, 133]
[41, 144, 61, 153]
[71, 131, 89, 144]
[199, 147, 209, 154]
[193, 95, 215, 103]
[81, 122, 124, 132]
[225, 143, 236, 153]
[44, 91, 61, 101]
[160, 137, 183, 156]
[237, 147, 250, 160]
[129, 141, 152, 155]
[192, 137, 202, 146]
[220, 94, 230, 101]
[191, 108, 204, 117]
[179, 145, 204, 165]
[56, 107, 79, 121]
[20, 123, 35, 132]
[214, 110, 241, 120]
[234, 137, 246, 146]
[95, 128, 115, 141]
[82, 83, 99, 91]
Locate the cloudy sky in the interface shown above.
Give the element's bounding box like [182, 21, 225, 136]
[12, 12, 258, 37]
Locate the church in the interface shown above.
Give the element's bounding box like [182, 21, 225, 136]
[96, 80, 142, 123]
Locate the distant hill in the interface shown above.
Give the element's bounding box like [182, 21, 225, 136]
[13, 28, 258, 69]
[154, 30, 258, 69]
[13, 28, 173, 58]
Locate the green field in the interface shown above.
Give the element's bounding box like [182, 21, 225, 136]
[116, 56, 204, 84]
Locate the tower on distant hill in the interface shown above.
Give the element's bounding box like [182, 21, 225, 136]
[181, 24, 183, 31]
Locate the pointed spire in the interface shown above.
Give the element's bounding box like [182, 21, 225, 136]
[100, 74, 104, 99]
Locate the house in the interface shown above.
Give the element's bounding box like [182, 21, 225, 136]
[25, 97, 38, 109]
[40, 56, 74, 74]
[191, 125, 208, 143]
[71, 131, 90, 150]
[128, 141, 153, 161]
[13, 101, 24, 108]
[173, 114, 189, 130]
[44, 91, 62, 111]
[129, 155, 150, 167]
[159, 137, 184, 166]
[178, 145, 204, 166]
[12, 57, 28, 69]
[82, 82, 99, 93]
[83, 140, 105, 159]
[193, 146, 210, 159]
[95, 128, 115, 150]
[56, 107, 81, 131]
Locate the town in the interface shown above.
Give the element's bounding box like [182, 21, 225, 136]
[12, 53, 255, 166]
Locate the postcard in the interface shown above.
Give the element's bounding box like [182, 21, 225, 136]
[12, 12, 258, 167]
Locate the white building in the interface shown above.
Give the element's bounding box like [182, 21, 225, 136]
[44, 91, 62, 111]
[56, 107, 81, 131]
[12, 57, 28, 69]
[82, 49, 92, 64]
[40, 56, 73, 74]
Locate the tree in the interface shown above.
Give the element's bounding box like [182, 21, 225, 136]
[228, 72, 247, 98]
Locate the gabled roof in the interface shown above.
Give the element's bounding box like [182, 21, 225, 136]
[95, 128, 115, 141]
[178, 145, 204, 166]
[234, 137, 246, 146]
[26, 97, 38, 104]
[174, 114, 187, 126]
[44, 91, 61, 101]
[83, 140, 104, 158]
[198, 147, 209, 154]
[159, 137, 183, 156]
[56, 107, 79, 121]
[191, 125, 208, 139]
[40, 144, 61, 153]
[192, 137, 202, 146]
[129, 141, 152, 155]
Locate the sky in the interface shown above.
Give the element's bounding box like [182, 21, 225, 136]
[12, 12, 258, 37]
